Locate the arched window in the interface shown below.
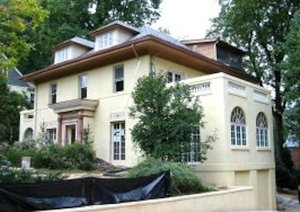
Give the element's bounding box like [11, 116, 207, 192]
[24, 128, 33, 140]
[230, 107, 246, 146]
[256, 112, 268, 147]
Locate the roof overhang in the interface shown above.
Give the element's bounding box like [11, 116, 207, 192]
[21, 36, 260, 84]
[49, 99, 99, 114]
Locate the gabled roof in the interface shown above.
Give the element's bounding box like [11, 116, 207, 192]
[22, 21, 259, 84]
[8, 68, 32, 88]
[53, 36, 94, 51]
[90, 20, 140, 37]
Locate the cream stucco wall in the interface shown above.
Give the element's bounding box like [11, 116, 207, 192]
[25, 54, 275, 210]
[46, 187, 255, 212]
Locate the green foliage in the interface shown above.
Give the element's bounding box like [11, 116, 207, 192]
[208, 0, 300, 165]
[0, 75, 31, 144]
[19, 0, 162, 74]
[64, 143, 96, 170]
[82, 125, 94, 145]
[130, 72, 212, 161]
[0, 0, 47, 70]
[5, 148, 37, 167]
[1, 141, 97, 171]
[276, 161, 297, 190]
[0, 166, 65, 184]
[34, 144, 67, 169]
[127, 157, 210, 195]
[282, 10, 300, 142]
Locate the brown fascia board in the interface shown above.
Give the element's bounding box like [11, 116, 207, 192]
[90, 23, 139, 37]
[21, 35, 260, 84]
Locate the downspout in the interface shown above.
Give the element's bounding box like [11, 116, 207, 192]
[33, 84, 38, 140]
[125, 44, 141, 109]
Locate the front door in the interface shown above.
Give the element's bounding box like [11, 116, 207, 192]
[66, 124, 76, 144]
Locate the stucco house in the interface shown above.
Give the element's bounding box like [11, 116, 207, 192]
[19, 21, 275, 209]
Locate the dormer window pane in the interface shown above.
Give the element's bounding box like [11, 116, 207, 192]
[96, 32, 113, 50]
[79, 74, 88, 99]
[55, 48, 69, 63]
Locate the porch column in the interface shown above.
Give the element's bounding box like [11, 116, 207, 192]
[57, 116, 62, 144]
[78, 114, 84, 142]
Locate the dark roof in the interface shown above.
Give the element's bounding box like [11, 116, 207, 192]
[53, 36, 95, 50]
[22, 21, 259, 84]
[8, 68, 31, 88]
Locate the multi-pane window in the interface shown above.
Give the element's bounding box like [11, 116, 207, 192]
[96, 32, 113, 50]
[230, 107, 246, 146]
[50, 83, 57, 104]
[79, 74, 88, 99]
[112, 122, 125, 160]
[182, 126, 201, 163]
[55, 48, 69, 63]
[256, 112, 268, 147]
[114, 65, 124, 92]
[47, 128, 56, 143]
[167, 71, 182, 83]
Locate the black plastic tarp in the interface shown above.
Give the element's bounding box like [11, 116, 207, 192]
[0, 171, 170, 211]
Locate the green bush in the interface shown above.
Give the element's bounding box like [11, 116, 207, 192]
[34, 144, 67, 169]
[5, 148, 37, 167]
[0, 166, 65, 183]
[276, 161, 297, 190]
[64, 143, 96, 170]
[1, 142, 97, 171]
[127, 157, 210, 195]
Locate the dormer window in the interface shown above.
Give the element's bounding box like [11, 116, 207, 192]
[55, 48, 69, 64]
[96, 32, 113, 50]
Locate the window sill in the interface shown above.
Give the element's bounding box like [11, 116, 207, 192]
[256, 147, 271, 151]
[230, 146, 249, 151]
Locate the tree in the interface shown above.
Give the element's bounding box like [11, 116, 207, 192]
[208, 0, 300, 164]
[129, 72, 212, 161]
[19, 0, 162, 74]
[0, 75, 31, 144]
[0, 0, 47, 70]
[283, 10, 300, 142]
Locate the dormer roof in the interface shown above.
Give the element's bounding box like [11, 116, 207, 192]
[53, 36, 95, 51]
[90, 20, 140, 37]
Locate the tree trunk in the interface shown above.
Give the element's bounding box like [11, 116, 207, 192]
[273, 110, 284, 164]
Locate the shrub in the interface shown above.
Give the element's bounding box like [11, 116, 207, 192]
[276, 161, 297, 190]
[64, 143, 96, 170]
[5, 148, 37, 167]
[127, 157, 210, 195]
[0, 166, 65, 183]
[33, 144, 67, 169]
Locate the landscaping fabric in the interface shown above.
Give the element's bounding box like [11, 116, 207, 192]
[0, 171, 170, 211]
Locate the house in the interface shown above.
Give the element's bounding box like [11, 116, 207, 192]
[7, 68, 35, 105]
[20, 21, 276, 209]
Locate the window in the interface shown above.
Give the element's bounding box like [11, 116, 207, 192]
[24, 128, 33, 140]
[256, 112, 268, 147]
[50, 83, 57, 104]
[79, 74, 88, 99]
[30, 93, 35, 105]
[112, 122, 125, 160]
[182, 126, 201, 163]
[114, 65, 124, 92]
[55, 48, 69, 63]
[47, 128, 56, 143]
[167, 71, 182, 83]
[96, 32, 113, 50]
[230, 107, 246, 146]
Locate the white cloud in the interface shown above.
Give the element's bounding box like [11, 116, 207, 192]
[151, 0, 220, 39]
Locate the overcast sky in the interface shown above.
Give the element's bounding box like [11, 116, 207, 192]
[151, 0, 221, 40]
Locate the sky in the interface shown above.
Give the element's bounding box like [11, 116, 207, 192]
[151, 0, 221, 40]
